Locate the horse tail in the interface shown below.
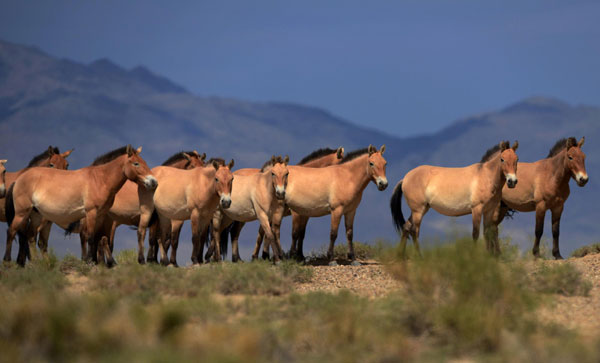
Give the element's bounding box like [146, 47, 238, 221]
[220, 223, 232, 259]
[5, 183, 15, 227]
[65, 220, 80, 236]
[390, 179, 406, 232]
[501, 201, 518, 220]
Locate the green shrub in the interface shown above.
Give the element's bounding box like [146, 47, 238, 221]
[571, 243, 600, 258]
[532, 262, 592, 296]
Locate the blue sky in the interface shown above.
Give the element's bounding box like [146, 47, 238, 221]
[1, 0, 599, 137]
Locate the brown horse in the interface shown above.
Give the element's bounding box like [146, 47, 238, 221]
[270, 145, 387, 266]
[211, 147, 345, 262]
[75, 150, 206, 264]
[0, 159, 7, 198]
[152, 159, 234, 266]
[494, 137, 588, 259]
[209, 156, 289, 262]
[1, 147, 73, 261]
[390, 141, 519, 257]
[5, 145, 156, 266]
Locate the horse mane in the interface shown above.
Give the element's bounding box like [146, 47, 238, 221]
[298, 148, 337, 165]
[207, 158, 225, 166]
[340, 148, 368, 164]
[479, 141, 509, 163]
[92, 146, 129, 166]
[547, 137, 577, 158]
[27, 146, 60, 167]
[162, 151, 197, 166]
[261, 156, 283, 172]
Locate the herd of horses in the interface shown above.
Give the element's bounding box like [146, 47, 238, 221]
[0, 136, 588, 269]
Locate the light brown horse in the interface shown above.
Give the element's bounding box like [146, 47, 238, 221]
[0, 159, 7, 198]
[494, 137, 588, 259]
[1, 147, 73, 261]
[390, 141, 519, 257]
[5, 145, 156, 266]
[152, 159, 234, 266]
[209, 156, 289, 262]
[211, 147, 345, 262]
[270, 145, 388, 266]
[76, 150, 206, 264]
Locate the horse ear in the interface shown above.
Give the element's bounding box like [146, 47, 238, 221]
[284, 155, 289, 165]
[511, 141, 519, 151]
[212, 160, 219, 170]
[566, 138, 576, 148]
[380, 145, 386, 155]
[201, 152, 206, 160]
[136, 146, 143, 154]
[228, 159, 235, 169]
[126, 145, 134, 156]
[336, 147, 344, 159]
[48, 146, 55, 154]
[182, 153, 192, 162]
[499, 141, 508, 151]
[0, 159, 6, 165]
[61, 149, 74, 158]
[368, 144, 375, 155]
[578, 137, 585, 148]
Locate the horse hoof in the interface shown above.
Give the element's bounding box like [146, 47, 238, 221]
[106, 258, 117, 268]
[328, 261, 338, 267]
[554, 254, 564, 260]
[138, 257, 146, 265]
[350, 261, 361, 266]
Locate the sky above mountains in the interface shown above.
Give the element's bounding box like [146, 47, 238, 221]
[1, 0, 599, 137]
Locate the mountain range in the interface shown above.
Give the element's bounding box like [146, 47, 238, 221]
[0, 38, 597, 261]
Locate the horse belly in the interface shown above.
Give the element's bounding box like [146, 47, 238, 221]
[426, 185, 472, 217]
[224, 199, 257, 222]
[32, 190, 86, 225]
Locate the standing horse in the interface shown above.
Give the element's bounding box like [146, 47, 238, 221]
[211, 147, 345, 262]
[209, 156, 289, 262]
[0, 159, 7, 198]
[152, 159, 234, 266]
[390, 141, 519, 257]
[5, 145, 156, 266]
[76, 151, 206, 264]
[494, 137, 588, 259]
[2, 147, 72, 261]
[270, 145, 387, 266]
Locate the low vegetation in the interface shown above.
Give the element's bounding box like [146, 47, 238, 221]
[571, 242, 600, 258]
[0, 236, 598, 362]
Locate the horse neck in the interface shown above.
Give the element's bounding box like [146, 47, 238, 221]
[166, 159, 190, 169]
[340, 154, 371, 191]
[303, 154, 336, 168]
[481, 155, 505, 193]
[547, 151, 571, 186]
[90, 156, 129, 195]
[200, 167, 218, 196]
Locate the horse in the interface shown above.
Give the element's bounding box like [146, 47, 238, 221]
[208, 156, 289, 263]
[270, 145, 388, 266]
[75, 151, 206, 264]
[152, 159, 234, 266]
[1, 147, 73, 261]
[390, 141, 519, 257]
[0, 159, 7, 198]
[5, 145, 156, 267]
[493, 137, 588, 259]
[209, 147, 345, 262]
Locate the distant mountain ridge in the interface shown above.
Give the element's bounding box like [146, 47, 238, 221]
[0, 39, 598, 260]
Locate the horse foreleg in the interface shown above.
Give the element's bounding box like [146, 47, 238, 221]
[532, 203, 547, 258]
[471, 205, 483, 244]
[409, 209, 426, 258]
[147, 223, 159, 263]
[158, 215, 171, 266]
[190, 210, 202, 265]
[551, 205, 564, 260]
[344, 209, 360, 266]
[257, 211, 278, 263]
[251, 225, 264, 260]
[327, 208, 343, 266]
[230, 221, 245, 262]
[5, 209, 32, 266]
[483, 207, 500, 256]
[169, 220, 184, 267]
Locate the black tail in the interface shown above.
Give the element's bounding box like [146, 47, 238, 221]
[5, 183, 15, 227]
[500, 201, 518, 220]
[220, 223, 232, 259]
[390, 180, 406, 232]
[64, 221, 80, 236]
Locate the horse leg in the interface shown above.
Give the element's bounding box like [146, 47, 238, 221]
[158, 215, 171, 266]
[84, 210, 99, 264]
[472, 205, 483, 245]
[344, 209, 360, 266]
[38, 220, 52, 257]
[27, 213, 43, 260]
[251, 225, 264, 260]
[108, 220, 117, 254]
[169, 220, 183, 267]
[532, 203, 547, 258]
[257, 211, 278, 263]
[483, 208, 500, 256]
[5, 209, 32, 265]
[190, 210, 202, 265]
[260, 226, 270, 260]
[327, 208, 343, 266]
[147, 223, 159, 263]
[551, 205, 564, 260]
[136, 212, 151, 265]
[100, 235, 116, 268]
[291, 214, 309, 261]
[230, 221, 245, 262]
[409, 208, 427, 258]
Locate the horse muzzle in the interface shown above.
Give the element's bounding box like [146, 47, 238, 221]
[220, 195, 232, 209]
[143, 176, 158, 190]
[0, 185, 5, 198]
[275, 186, 286, 200]
[506, 174, 518, 189]
[376, 177, 388, 191]
[576, 173, 589, 187]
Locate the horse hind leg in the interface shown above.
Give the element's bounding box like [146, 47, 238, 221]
[532, 204, 546, 258]
[408, 207, 428, 258]
[551, 205, 564, 260]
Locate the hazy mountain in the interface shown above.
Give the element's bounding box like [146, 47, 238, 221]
[0, 39, 597, 261]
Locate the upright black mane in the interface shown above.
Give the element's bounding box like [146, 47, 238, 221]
[261, 156, 283, 171]
[162, 151, 197, 166]
[340, 148, 368, 164]
[27, 146, 60, 167]
[207, 157, 225, 166]
[480, 141, 509, 163]
[92, 146, 129, 166]
[547, 137, 577, 158]
[298, 148, 337, 165]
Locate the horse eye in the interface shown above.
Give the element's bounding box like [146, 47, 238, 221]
[215, 178, 219, 182]
[49, 163, 55, 168]
[271, 172, 275, 176]
[568, 156, 573, 160]
[500, 158, 504, 163]
[133, 162, 140, 167]
[369, 162, 374, 167]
